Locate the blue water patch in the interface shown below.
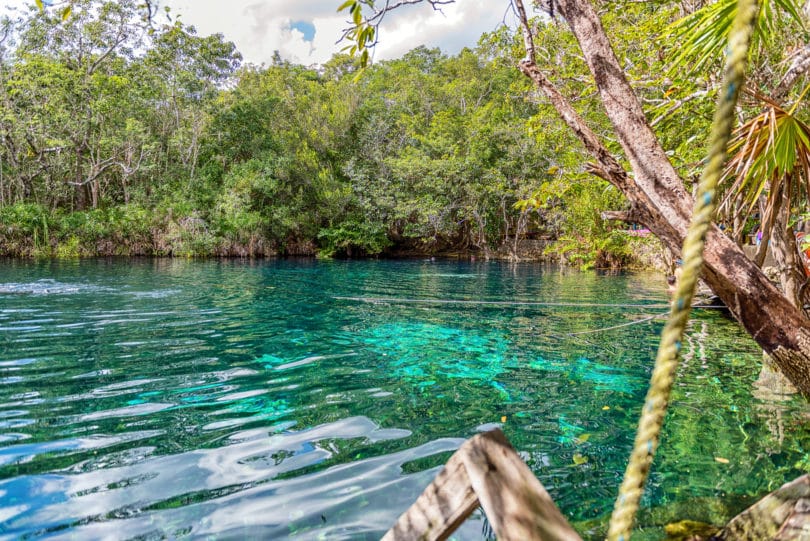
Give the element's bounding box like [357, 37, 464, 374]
[0, 258, 804, 539]
[529, 356, 644, 394]
[556, 415, 586, 444]
[362, 321, 511, 382]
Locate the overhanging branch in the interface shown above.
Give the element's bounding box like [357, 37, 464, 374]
[601, 209, 641, 224]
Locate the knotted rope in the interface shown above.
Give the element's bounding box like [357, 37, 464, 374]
[606, 0, 759, 538]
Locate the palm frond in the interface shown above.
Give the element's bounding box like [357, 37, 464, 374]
[719, 97, 810, 224]
[667, 0, 805, 77]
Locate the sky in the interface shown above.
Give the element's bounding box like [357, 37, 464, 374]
[165, 0, 510, 66]
[1, 0, 512, 66]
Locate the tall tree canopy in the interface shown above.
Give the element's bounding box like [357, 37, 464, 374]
[3, 0, 620, 261]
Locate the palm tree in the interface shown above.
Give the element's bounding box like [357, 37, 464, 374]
[718, 89, 810, 307]
[668, 0, 805, 77]
[665, 0, 810, 308]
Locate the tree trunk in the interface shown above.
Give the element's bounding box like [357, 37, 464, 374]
[74, 147, 87, 211]
[770, 182, 804, 307]
[91, 177, 99, 210]
[754, 194, 775, 268]
[733, 212, 746, 246]
[514, 0, 810, 394]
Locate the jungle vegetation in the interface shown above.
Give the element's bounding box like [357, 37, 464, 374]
[0, 0, 808, 275]
[0, 0, 684, 266]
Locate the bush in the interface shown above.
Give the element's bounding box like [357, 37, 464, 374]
[0, 203, 53, 256]
[317, 217, 392, 257]
[56, 236, 82, 258]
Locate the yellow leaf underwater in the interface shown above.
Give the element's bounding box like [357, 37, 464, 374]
[574, 433, 591, 444]
[572, 453, 588, 465]
[714, 457, 730, 464]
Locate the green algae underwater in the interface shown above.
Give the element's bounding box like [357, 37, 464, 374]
[0, 258, 807, 539]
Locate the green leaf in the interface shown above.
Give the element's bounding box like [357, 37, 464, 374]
[337, 0, 355, 13]
[720, 97, 810, 228]
[667, 0, 805, 77]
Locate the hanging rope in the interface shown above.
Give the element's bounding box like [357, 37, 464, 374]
[334, 296, 671, 309]
[606, 0, 759, 538]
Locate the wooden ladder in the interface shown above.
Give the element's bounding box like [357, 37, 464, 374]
[382, 429, 582, 541]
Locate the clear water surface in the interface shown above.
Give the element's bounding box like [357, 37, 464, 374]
[0, 258, 808, 540]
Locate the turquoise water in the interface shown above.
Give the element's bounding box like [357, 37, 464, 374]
[0, 258, 808, 539]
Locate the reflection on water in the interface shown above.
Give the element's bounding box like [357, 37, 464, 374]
[0, 258, 807, 539]
[2, 416, 454, 540]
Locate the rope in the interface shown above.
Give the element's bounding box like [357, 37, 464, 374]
[566, 314, 661, 336]
[336, 296, 729, 311]
[607, 0, 759, 538]
[334, 296, 670, 309]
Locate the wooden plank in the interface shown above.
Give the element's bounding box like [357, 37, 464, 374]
[381, 440, 480, 541]
[382, 429, 582, 541]
[461, 430, 582, 541]
[716, 474, 810, 540]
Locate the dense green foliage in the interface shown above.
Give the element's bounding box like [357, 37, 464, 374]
[5, 0, 807, 267]
[0, 0, 653, 265]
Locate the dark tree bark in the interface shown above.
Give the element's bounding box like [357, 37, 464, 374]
[513, 0, 810, 394]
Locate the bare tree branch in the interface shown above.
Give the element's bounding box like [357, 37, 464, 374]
[337, 0, 454, 52]
[650, 89, 710, 127]
[513, 1, 633, 196]
[774, 44, 810, 100]
[365, 0, 453, 25]
[601, 209, 643, 224]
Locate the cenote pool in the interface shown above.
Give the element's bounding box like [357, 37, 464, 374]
[0, 258, 808, 540]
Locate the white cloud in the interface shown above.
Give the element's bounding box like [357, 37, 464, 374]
[372, 0, 508, 60]
[164, 0, 508, 66]
[2, 0, 35, 15]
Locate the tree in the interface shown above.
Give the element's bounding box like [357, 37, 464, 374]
[719, 93, 810, 307]
[0, 0, 241, 213]
[142, 21, 241, 183]
[665, 0, 810, 308]
[10, 0, 147, 210]
[340, 0, 810, 394]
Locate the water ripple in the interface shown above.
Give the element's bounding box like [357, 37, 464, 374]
[0, 417, 419, 539]
[0, 280, 114, 296]
[0, 259, 807, 540]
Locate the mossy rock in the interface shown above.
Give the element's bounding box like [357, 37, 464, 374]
[664, 519, 719, 540]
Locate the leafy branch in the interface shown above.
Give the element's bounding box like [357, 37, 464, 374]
[666, 0, 805, 77]
[33, 0, 162, 24]
[337, 0, 454, 66]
